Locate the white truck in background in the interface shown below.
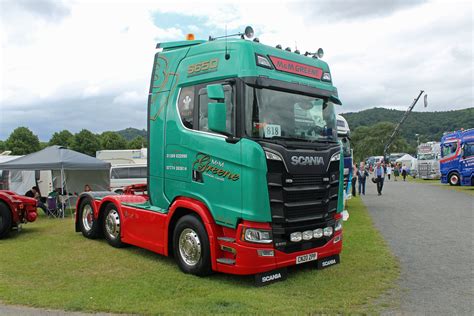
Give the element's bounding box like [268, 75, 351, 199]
[417, 142, 441, 180]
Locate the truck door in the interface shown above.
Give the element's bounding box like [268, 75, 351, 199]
[164, 82, 242, 227]
[460, 142, 474, 185]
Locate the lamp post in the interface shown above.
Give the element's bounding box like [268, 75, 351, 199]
[415, 133, 420, 146]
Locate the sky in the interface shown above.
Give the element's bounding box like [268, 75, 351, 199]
[0, 0, 472, 141]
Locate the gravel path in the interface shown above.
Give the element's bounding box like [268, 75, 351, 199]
[360, 177, 473, 314]
[0, 304, 118, 316]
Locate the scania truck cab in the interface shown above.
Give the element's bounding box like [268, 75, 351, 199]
[417, 142, 441, 180]
[336, 114, 352, 196]
[75, 28, 344, 282]
[440, 129, 474, 186]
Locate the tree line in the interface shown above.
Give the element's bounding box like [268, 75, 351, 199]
[0, 127, 147, 157]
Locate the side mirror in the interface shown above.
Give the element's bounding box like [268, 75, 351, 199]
[206, 84, 227, 134]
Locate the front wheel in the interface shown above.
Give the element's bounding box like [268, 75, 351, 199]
[103, 203, 125, 248]
[0, 202, 13, 239]
[173, 214, 212, 276]
[449, 173, 460, 186]
[78, 198, 100, 239]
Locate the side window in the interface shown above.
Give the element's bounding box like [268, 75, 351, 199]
[177, 86, 195, 129]
[129, 167, 142, 178]
[198, 85, 234, 134]
[111, 168, 128, 179]
[464, 142, 474, 157]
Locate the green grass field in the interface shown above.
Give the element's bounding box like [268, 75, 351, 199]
[0, 197, 399, 314]
[408, 177, 474, 196]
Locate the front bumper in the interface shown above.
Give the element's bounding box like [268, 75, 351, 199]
[215, 222, 343, 275]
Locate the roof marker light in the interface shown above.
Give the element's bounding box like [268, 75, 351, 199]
[285, 47, 291, 52]
[276, 44, 282, 49]
[186, 33, 195, 41]
[294, 49, 300, 54]
[253, 37, 260, 43]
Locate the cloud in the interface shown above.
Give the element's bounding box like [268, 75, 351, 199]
[0, 0, 472, 141]
[298, 0, 428, 20]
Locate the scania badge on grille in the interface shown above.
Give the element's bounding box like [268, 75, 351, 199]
[291, 156, 324, 166]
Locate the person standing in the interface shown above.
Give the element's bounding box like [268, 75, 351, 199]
[393, 163, 400, 181]
[357, 162, 369, 195]
[351, 163, 358, 197]
[374, 162, 385, 196]
[386, 164, 392, 181]
[401, 164, 408, 181]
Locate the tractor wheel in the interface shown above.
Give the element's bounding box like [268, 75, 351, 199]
[0, 202, 12, 239]
[173, 214, 212, 276]
[78, 198, 100, 239]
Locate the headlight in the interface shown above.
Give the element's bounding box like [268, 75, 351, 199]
[322, 72, 331, 81]
[330, 152, 340, 162]
[313, 228, 323, 238]
[323, 227, 333, 237]
[243, 228, 272, 244]
[335, 219, 342, 232]
[290, 232, 302, 242]
[302, 230, 313, 240]
[265, 150, 282, 161]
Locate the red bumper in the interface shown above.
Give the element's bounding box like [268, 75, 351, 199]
[215, 221, 343, 275]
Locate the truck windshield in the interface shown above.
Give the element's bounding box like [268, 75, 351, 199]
[245, 86, 337, 142]
[418, 153, 435, 160]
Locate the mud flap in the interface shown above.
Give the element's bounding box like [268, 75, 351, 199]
[316, 254, 340, 269]
[255, 268, 287, 286]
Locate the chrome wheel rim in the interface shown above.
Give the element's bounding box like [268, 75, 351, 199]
[82, 205, 93, 231]
[451, 175, 459, 185]
[178, 228, 201, 266]
[105, 209, 120, 239]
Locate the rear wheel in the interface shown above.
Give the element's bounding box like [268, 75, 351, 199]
[103, 204, 125, 248]
[448, 173, 460, 186]
[78, 198, 100, 239]
[172, 214, 212, 276]
[0, 202, 13, 239]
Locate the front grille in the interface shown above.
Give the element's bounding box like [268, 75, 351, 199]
[267, 159, 339, 253]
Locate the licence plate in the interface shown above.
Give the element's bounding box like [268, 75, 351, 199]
[296, 252, 318, 264]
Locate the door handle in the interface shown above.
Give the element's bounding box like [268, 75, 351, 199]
[192, 170, 203, 183]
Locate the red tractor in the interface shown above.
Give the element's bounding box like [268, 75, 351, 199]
[0, 190, 38, 239]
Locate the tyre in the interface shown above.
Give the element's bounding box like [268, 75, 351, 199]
[448, 173, 460, 186]
[172, 214, 212, 276]
[77, 198, 100, 239]
[0, 202, 13, 239]
[102, 203, 125, 248]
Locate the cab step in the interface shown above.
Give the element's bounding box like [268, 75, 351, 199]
[216, 258, 236, 265]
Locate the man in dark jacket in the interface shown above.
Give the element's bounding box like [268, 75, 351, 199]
[374, 162, 385, 196]
[357, 162, 369, 195]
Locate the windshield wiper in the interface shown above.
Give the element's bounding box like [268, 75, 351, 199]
[267, 136, 311, 142]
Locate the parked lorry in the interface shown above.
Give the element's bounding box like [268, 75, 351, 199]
[336, 114, 352, 195]
[440, 129, 474, 186]
[75, 27, 345, 283]
[417, 142, 441, 180]
[0, 190, 37, 238]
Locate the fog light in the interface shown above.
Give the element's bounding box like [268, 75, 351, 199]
[313, 228, 323, 238]
[302, 230, 313, 240]
[323, 227, 333, 237]
[335, 219, 342, 232]
[333, 235, 341, 243]
[257, 249, 275, 257]
[290, 232, 302, 242]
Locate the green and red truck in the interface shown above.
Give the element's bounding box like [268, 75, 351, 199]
[76, 27, 345, 284]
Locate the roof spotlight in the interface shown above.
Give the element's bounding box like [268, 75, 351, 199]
[294, 49, 300, 54]
[276, 44, 282, 49]
[253, 37, 260, 43]
[285, 47, 291, 52]
[317, 48, 324, 58]
[244, 26, 254, 39]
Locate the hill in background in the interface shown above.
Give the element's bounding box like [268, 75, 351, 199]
[116, 128, 147, 141]
[341, 107, 473, 146]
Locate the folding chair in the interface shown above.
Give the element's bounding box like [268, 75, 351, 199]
[47, 196, 63, 218]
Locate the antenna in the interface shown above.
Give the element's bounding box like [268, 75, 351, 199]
[225, 25, 230, 60]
